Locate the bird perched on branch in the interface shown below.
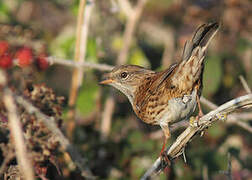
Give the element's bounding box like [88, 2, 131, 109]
[100, 22, 219, 156]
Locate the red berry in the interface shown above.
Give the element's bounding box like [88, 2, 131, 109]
[0, 54, 13, 69]
[0, 41, 9, 56]
[36, 53, 49, 70]
[15, 47, 33, 67]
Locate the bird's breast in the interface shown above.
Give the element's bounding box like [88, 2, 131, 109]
[134, 88, 198, 125]
[159, 89, 197, 124]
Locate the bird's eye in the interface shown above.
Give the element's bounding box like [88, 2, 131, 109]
[120, 72, 128, 79]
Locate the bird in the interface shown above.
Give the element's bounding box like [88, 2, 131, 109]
[100, 22, 219, 155]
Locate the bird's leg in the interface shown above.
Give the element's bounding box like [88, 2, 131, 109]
[196, 94, 204, 117]
[160, 135, 167, 156]
[195, 94, 204, 126]
[160, 124, 171, 165]
[190, 94, 204, 127]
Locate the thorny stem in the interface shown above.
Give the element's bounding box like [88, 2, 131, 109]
[3, 89, 35, 180]
[15, 95, 95, 179]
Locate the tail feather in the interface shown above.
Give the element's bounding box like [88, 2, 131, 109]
[182, 22, 219, 62]
[171, 22, 219, 91]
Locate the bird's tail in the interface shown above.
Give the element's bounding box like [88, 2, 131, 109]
[171, 22, 219, 91]
[182, 22, 219, 62]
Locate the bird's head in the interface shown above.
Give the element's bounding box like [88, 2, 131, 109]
[100, 65, 154, 105]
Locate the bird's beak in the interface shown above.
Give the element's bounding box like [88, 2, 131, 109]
[100, 79, 114, 85]
[99, 73, 115, 85]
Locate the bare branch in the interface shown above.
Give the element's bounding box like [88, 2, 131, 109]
[150, 95, 252, 140]
[239, 75, 252, 94]
[200, 96, 218, 109]
[140, 22, 174, 46]
[202, 165, 209, 180]
[47, 56, 114, 71]
[149, 111, 252, 140]
[201, 96, 252, 133]
[141, 94, 252, 179]
[230, 112, 252, 121]
[100, 0, 148, 141]
[228, 118, 252, 133]
[117, 0, 134, 18]
[117, 0, 148, 65]
[100, 94, 115, 140]
[67, 0, 94, 138]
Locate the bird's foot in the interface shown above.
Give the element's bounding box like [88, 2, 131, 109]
[196, 108, 204, 121]
[195, 94, 204, 126]
[189, 116, 200, 127]
[160, 151, 171, 168]
[189, 109, 204, 128]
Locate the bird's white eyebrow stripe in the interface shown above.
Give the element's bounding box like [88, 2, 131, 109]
[134, 70, 146, 74]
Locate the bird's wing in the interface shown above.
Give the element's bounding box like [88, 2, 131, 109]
[135, 63, 178, 110]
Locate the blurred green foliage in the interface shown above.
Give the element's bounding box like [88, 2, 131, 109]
[50, 33, 75, 58]
[86, 37, 98, 62]
[128, 48, 150, 67]
[203, 55, 222, 96]
[76, 81, 98, 116]
[0, 1, 11, 22]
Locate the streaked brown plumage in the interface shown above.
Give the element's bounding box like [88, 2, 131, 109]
[100, 22, 219, 153]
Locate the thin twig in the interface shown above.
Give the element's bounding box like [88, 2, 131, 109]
[239, 75, 252, 94]
[15, 95, 95, 179]
[159, 25, 175, 67]
[67, 0, 86, 136]
[230, 112, 252, 121]
[150, 95, 252, 140]
[139, 22, 175, 46]
[67, 0, 94, 138]
[141, 94, 252, 179]
[72, 0, 87, 85]
[100, 94, 115, 141]
[117, 0, 133, 18]
[200, 96, 218, 109]
[47, 56, 114, 71]
[228, 118, 252, 133]
[201, 96, 252, 133]
[117, 0, 148, 65]
[203, 165, 209, 180]
[220, 153, 233, 180]
[149, 111, 252, 140]
[3, 89, 35, 180]
[78, 0, 94, 85]
[100, 0, 148, 141]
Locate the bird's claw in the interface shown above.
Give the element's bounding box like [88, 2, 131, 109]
[160, 151, 171, 168]
[189, 116, 200, 127]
